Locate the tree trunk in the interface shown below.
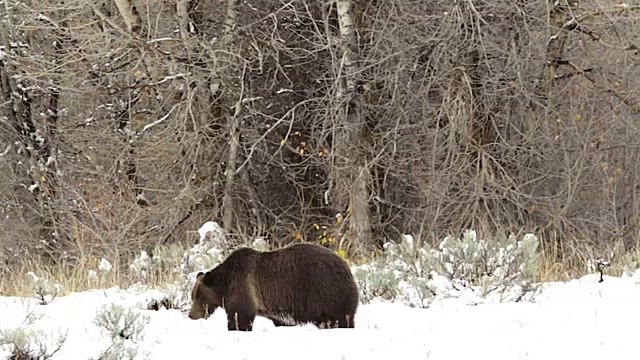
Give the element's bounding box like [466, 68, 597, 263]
[176, 0, 191, 40]
[538, 0, 576, 96]
[222, 99, 241, 233]
[0, 7, 64, 253]
[113, 0, 141, 34]
[218, 0, 242, 235]
[332, 0, 372, 255]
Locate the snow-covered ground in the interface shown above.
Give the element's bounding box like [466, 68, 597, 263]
[1, 223, 636, 359]
[2, 272, 640, 360]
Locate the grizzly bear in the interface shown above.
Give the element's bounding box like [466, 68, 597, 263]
[187, 242, 360, 331]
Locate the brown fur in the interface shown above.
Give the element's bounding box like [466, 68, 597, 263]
[188, 243, 360, 331]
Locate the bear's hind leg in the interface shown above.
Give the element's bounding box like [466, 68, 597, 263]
[312, 317, 333, 329]
[270, 318, 294, 327]
[311, 320, 325, 329]
[338, 314, 355, 328]
[314, 314, 355, 329]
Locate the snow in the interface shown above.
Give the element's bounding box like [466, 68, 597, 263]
[98, 258, 112, 272]
[1, 222, 636, 359]
[0, 273, 638, 359]
[197, 221, 218, 242]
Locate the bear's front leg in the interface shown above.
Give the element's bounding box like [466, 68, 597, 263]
[226, 306, 256, 331]
[224, 283, 258, 331]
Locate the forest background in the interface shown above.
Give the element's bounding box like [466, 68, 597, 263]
[2, 0, 640, 293]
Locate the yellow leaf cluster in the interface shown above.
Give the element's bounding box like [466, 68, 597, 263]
[297, 141, 307, 155]
[313, 223, 328, 230]
[320, 235, 336, 245]
[313, 223, 336, 245]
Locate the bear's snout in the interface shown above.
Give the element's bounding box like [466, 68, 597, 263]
[188, 307, 208, 320]
[188, 310, 202, 320]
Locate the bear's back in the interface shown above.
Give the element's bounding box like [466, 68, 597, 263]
[255, 243, 350, 279]
[251, 243, 359, 318]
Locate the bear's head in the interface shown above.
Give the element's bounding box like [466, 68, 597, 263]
[188, 269, 226, 320]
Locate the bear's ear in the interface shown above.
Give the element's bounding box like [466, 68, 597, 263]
[196, 272, 205, 280]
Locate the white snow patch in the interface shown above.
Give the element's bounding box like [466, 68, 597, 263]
[197, 221, 220, 243]
[98, 258, 112, 272]
[1, 272, 640, 359]
[178, 221, 229, 277]
[130, 251, 152, 274]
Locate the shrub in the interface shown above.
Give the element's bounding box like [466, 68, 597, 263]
[433, 231, 540, 301]
[0, 312, 67, 360]
[93, 340, 141, 360]
[25, 272, 63, 305]
[353, 230, 541, 307]
[178, 221, 229, 276]
[93, 304, 149, 342]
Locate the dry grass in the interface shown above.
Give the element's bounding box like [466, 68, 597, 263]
[1, 256, 129, 297]
[2, 236, 639, 298]
[537, 238, 640, 283]
[538, 248, 592, 283]
[0, 244, 188, 298]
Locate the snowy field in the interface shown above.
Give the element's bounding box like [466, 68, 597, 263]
[2, 272, 640, 359]
[1, 222, 638, 359]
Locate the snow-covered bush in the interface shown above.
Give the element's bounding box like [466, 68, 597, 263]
[126, 221, 231, 288]
[0, 327, 67, 360]
[353, 230, 541, 308]
[353, 234, 437, 307]
[353, 264, 403, 303]
[175, 223, 270, 280]
[26, 272, 63, 305]
[94, 339, 143, 360]
[128, 246, 183, 285]
[145, 281, 192, 313]
[434, 231, 540, 300]
[124, 222, 236, 312]
[178, 221, 230, 276]
[94, 303, 149, 342]
[98, 258, 113, 273]
[129, 250, 154, 284]
[87, 258, 114, 287]
[93, 302, 151, 359]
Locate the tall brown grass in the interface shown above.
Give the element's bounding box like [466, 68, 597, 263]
[2, 237, 638, 298]
[0, 244, 188, 297]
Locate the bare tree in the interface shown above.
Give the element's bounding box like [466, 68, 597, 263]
[0, 0, 68, 255]
[324, 0, 373, 255]
[113, 0, 141, 34]
[2, 0, 640, 271]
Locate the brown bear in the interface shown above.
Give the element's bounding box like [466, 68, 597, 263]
[187, 242, 360, 331]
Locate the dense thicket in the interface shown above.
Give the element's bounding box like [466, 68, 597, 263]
[1, 0, 639, 267]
